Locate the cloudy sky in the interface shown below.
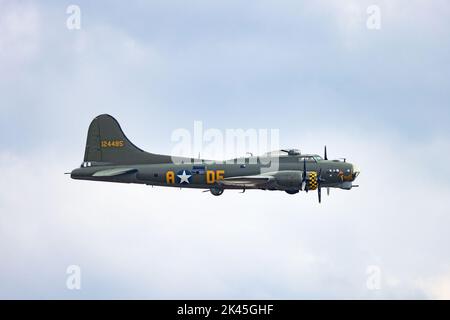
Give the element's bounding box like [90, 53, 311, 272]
[1, 0, 450, 299]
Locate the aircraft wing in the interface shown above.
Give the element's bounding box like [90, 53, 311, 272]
[92, 168, 138, 177]
[218, 175, 274, 188]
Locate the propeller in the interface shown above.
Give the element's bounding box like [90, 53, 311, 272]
[301, 157, 308, 192]
[301, 153, 327, 202]
[318, 184, 321, 203]
[317, 168, 324, 203]
[322, 146, 329, 201]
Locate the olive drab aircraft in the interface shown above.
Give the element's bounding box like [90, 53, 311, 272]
[70, 114, 360, 202]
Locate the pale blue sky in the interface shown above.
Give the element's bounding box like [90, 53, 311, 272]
[1, 0, 450, 299]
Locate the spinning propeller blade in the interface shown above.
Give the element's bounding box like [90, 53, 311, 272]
[317, 168, 322, 203]
[301, 157, 308, 192]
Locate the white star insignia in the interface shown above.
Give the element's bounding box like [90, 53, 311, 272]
[177, 170, 191, 184]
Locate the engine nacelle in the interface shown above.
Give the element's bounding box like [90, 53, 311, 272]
[273, 171, 319, 191]
[337, 182, 354, 190]
[273, 171, 302, 188]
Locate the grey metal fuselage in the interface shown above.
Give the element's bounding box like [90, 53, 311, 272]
[70, 114, 359, 196]
[71, 154, 356, 191]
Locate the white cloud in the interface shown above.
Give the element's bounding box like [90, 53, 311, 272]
[0, 1, 41, 68]
[416, 271, 450, 299]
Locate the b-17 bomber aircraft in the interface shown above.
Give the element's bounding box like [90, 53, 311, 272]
[70, 114, 360, 202]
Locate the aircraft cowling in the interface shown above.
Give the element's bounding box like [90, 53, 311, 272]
[307, 171, 318, 190]
[273, 171, 302, 189]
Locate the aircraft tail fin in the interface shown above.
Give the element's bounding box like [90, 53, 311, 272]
[83, 114, 172, 165]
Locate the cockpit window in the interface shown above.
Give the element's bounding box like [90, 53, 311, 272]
[298, 155, 322, 162]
